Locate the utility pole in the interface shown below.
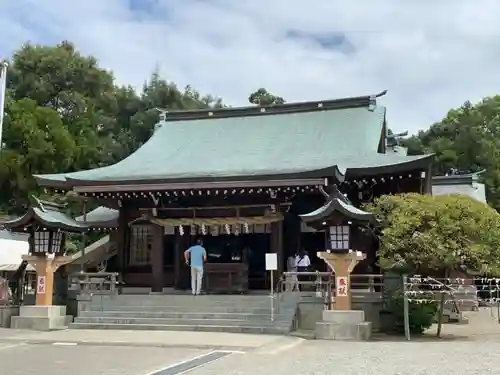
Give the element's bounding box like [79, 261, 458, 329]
[0, 61, 8, 150]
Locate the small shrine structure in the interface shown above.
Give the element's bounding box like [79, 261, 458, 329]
[300, 185, 377, 340]
[4, 197, 88, 330]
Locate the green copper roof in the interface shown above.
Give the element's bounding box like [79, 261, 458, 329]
[4, 197, 89, 232]
[34, 93, 433, 188]
[75, 206, 118, 228]
[300, 186, 377, 225]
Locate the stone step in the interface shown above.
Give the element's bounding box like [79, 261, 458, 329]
[83, 304, 285, 314]
[74, 316, 290, 327]
[68, 322, 288, 335]
[79, 310, 286, 320]
[93, 295, 273, 303]
[88, 299, 274, 308]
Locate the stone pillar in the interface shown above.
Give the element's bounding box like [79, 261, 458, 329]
[151, 224, 164, 293]
[317, 251, 366, 310]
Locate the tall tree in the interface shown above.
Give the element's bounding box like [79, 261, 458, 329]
[0, 41, 226, 214]
[403, 97, 500, 210]
[248, 88, 285, 105]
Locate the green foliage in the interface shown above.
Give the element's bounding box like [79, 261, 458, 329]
[366, 194, 500, 274]
[386, 291, 437, 334]
[0, 41, 225, 215]
[402, 97, 500, 210]
[248, 88, 285, 105]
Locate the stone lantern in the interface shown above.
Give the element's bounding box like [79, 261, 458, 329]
[4, 197, 88, 330]
[299, 186, 377, 340]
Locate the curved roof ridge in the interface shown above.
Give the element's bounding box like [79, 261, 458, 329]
[157, 90, 388, 122]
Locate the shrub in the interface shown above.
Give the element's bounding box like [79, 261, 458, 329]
[386, 291, 438, 335]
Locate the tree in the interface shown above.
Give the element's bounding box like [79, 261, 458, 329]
[0, 41, 226, 215]
[402, 97, 500, 210]
[367, 193, 500, 336]
[248, 88, 285, 105]
[367, 193, 500, 274]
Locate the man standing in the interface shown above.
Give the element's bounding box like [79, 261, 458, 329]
[184, 238, 207, 295]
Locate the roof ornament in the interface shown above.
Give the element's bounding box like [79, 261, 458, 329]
[154, 108, 168, 132]
[368, 90, 388, 112]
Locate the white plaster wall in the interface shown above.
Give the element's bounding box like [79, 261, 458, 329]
[432, 182, 486, 203]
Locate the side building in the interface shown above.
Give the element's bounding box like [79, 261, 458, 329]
[34, 92, 434, 293]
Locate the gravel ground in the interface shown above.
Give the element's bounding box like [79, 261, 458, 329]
[190, 340, 498, 375]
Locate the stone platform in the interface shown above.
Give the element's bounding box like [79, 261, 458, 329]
[11, 306, 72, 331]
[315, 310, 371, 340]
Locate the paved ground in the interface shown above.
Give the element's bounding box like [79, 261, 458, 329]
[1, 307, 500, 375]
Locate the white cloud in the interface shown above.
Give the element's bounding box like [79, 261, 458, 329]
[1, 0, 500, 133]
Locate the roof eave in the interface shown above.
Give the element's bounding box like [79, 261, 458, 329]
[346, 154, 435, 178]
[42, 166, 343, 193]
[300, 198, 376, 225]
[4, 209, 89, 233]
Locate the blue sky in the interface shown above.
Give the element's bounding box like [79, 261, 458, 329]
[1, 0, 500, 134]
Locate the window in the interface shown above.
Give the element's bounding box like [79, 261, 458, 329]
[329, 225, 350, 250]
[129, 225, 152, 265]
[51, 231, 63, 253]
[34, 231, 50, 253]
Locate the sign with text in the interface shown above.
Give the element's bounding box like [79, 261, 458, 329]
[265, 253, 278, 271]
[336, 276, 348, 297]
[37, 276, 46, 295]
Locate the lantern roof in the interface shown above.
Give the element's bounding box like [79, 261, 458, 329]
[299, 186, 377, 226]
[3, 196, 89, 233]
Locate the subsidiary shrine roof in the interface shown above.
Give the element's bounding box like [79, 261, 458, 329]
[75, 206, 118, 228]
[34, 91, 433, 190]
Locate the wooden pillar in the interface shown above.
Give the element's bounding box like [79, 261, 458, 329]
[25, 255, 73, 306]
[151, 224, 164, 293]
[277, 219, 283, 276]
[174, 228, 181, 289]
[424, 165, 433, 195]
[317, 251, 366, 310]
[116, 207, 128, 276]
[269, 218, 283, 287]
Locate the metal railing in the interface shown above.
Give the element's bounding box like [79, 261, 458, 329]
[275, 272, 384, 313]
[276, 272, 334, 313]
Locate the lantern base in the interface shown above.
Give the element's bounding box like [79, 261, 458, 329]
[10, 305, 72, 331]
[315, 310, 371, 341]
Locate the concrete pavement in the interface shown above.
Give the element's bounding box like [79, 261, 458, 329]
[0, 327, 303, 351]
[1, 308, 500, 374]
[0, 343, 213, 375]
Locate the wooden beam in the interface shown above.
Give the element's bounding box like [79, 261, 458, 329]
[74, 178, 327, 193]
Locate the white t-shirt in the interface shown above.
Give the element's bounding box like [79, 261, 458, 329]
[295, 254, 311, 268]
[287, 256, 297, 272]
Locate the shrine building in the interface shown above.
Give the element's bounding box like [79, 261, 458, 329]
[33, 91, 434, 294]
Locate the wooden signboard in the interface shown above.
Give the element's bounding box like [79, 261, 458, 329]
[37, 276, 46, 294]
[336, 276, 348, 297]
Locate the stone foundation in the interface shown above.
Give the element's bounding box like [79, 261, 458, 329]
[0, 306, 19, 328]
[10, 306, 72, 331]
[315, 310, 371, 341]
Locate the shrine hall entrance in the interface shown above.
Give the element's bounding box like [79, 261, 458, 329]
[177, 233, 272, 291]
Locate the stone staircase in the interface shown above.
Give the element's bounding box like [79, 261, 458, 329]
[70, 293, 299, 335]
